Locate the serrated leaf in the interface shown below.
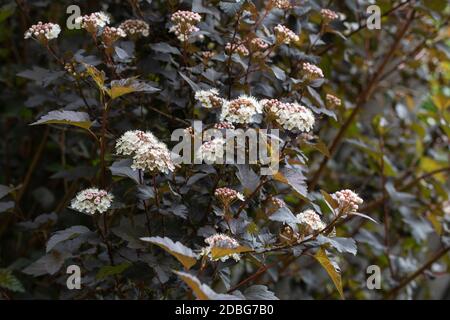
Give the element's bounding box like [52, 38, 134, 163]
[96, 262, 131, 280]
[210, 245, 252, 260]
[243, 285, 279, 300]
[46, 225, 90, 253]
[83, 63, 106, 91]
[316, 235, 357, 255]
[108, 78, 159, 99]
[174, 270, 241, 300]
[30, 110, 92, 130]
[314, 248, 344, 299]
[321, 189, 339, 212]
[269, 206, 298, 227]
[0, 269, 25, 293]
[179, 72, 201, 92]
[140, 236, 198, 270]
[273, 167, 308, 198]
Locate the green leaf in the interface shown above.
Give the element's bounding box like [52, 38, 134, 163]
[30, 110, 93, 130]
[314, 248, 344, 299]
[321, 189, 339, 213]
[108, 77, 159, 99]
[0, 269, 24, 293]
[96, 262, 131, 280]
[83, 63, 106, 91]
[210, 245, 252, 260]
[140, 236, 198, 270]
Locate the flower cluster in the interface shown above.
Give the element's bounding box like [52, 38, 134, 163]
[274, 24, 299, 44]
[75, 12, 110, 33]
[194, 89, 223, 109]
[102, 26, 126, 46]
[119, 19, 150, 37]
[326, 93, 341, 108]
[169, 10, 201, 42]
[332, 189, 363, 214]
[262, 99, 315, 132]
[272, 0, 292, 9]
[270, 197, 286, 209]
[70, 188, 113, 215]
[64, 61, 88, 79]
[115, 130, 175, 174]
[214, 187, 245, 205]
[320, 9, 339, 22]
[213, 122, 235, 130]
[225, 42, 249, 56]
[296, 209, 326, 233]
[201, 233, 241, 262]
[24, 22, 61, 42]
[302, 62, 324, 79]
[220, 95, 262, 124]
[250, 37, 269, 51]
[198, 138, 225, 163]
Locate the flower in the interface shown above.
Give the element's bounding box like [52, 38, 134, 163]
[332, 189, 363, 214]
[302, 62, 324, 79]
[70, 188, 113, 215]
[64, 61, 88, 79]
[169, 10, 201, 42]
[119, 19, 150, 37]
[75, 12, 110, 33]
[274, 24, 299, 44]
[214, 187, 245, 205]
[270, 197, 286, 209]
[102, 26, 126, 46]
[272, 0, 292, 9]
[24, 22, 61, 42]
[220, 95, 262, 124]
[262, 99, 315, 132]
[115, 130, 175, 174]
[200, 233, 241, 262]
[194, 88, 223, 109]
[296, 209, 326, 232]
[326, 93, 341, 108]
[320, 8, 339, 22]
[225, 42, 249, 56]
[250, 37, 269, 51]
[213, 122, 235, 130]
[198, 138, 225, 163]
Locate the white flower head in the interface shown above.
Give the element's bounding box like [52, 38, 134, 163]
[263, 99, 315, 132]
[24, 22, 61, 42]
[296, 209, 326, 231]
[76, 11, 110, 33]
[201, 233, 241, 262]
[115, 130, 175, 174]
[274, 24, 299, 44]
[302, 62, 324, 79]
[119, 19, 150, 37]
[320, 8, 339, 22]
[198, 138, 225, 163]
[326, 93, 341, 108]
[194, 88, 223, 109]
[220, 95, 262, 124]
[70, 188, 113, 215]
[169, 10, 201, 42]
[214, 187, 245, 205]
[332, 189, 363, 214]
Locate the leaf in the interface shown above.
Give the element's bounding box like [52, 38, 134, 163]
[108, 78, 159, 99]
[219, 0, 244, 16]
[17, 66, 64, 87]
[243, 285, 279, 300]
[271, 65, 286, 81]
[321, 189, 338, 212]
[273, 167, 308, 198]
[174, 270, 241, 300]
[140, 236, 198, 270]
[30, 110, 92, 130]
[83, 63, 106, 91]
[151, 42, 181, 55]
[0, 269, 24, 293]
[179, 72, 201, 92]
[351, 212, 379, 224]
[316, 235, 357, 255]
[210, 245, 252, 260]
[235, 164, 260, 194]
[96, 262, 131, 280]
[109, 159, 140, 184]
[269, 206, 298, 227]
[22, 251, 71, 276]
[0, 185, 12, 199]
[0, 201, 14, 213]
[314, 248, 344, 299]
[46, 225, 90, 253]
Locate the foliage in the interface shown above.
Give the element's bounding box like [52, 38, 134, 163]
[0, 0, 449, 300]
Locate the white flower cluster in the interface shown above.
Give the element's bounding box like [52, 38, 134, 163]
[273, 0, 292, 9]
[75, 12, 110, 33]
[115, 130, 175, 174]
[320, 8, 339, 21]
[102, 26, 126, 46]
[269, 197, 286, 209]
[262, 99, 315, 132]
[225, 42, 249, 56]
[296, 209, 326, 231]
[24, 22, 61, 41]
[274, 24, 299, 44]
[194, 88, 223, 109]
[214, 187, 245, 204]
[198, 138, 225, 163]
[70, 188, 113, 215]
[119, 19, 150, 37]
[326, 93, 341, 108]
[302, 62, 324, 79]
[332, 189, 363, 214]
[201, 233, 241, 262]
[250, 37, 269, 51]
[169, 10, 201, 42]
[213, 122, 235, 130]
[220, 95, 262, 124]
